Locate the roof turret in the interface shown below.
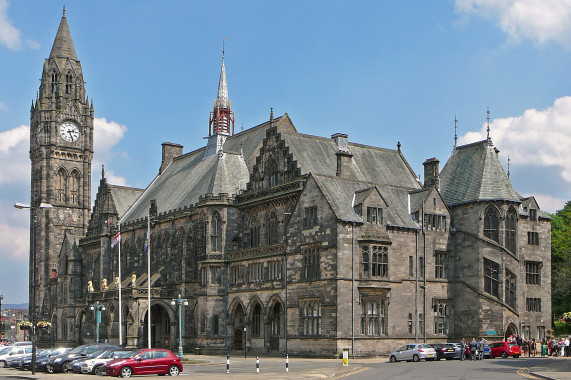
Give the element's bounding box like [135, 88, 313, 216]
[49, 7, 78, 60]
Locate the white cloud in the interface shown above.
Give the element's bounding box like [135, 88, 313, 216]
[0, 0, 22, 50]
[0, 221, 28, 259]
[533, 193, 567, 214]
[92, 117, 129, 186]
[455, 0, 571, 48]
[0, 125, 29, 184]
[459, 96, 571, 183]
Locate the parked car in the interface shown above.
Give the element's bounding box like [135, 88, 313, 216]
[489, 341, 521, 358]
[20, 347, 71, 371]
[430, 343, 458, 360]
[13, 341, 32, 346]
[81, 349, 133, 375]
[482, 343, 492, 358]
[0, 346, 32, 368]
[100, 348, 182, 377]
[389, 344, 437, 362]
[67, 348, 112, 373]
[7, 349, 48, 369]
[45, 343, 122, 373]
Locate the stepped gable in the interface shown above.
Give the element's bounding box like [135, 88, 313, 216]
[439, 139, 520, 206]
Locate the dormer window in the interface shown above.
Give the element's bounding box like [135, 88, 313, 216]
[529, 209, 537, 221]
[367, 207, 382, 224]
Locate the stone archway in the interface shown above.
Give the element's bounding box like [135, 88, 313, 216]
[232, 303, 246, 350]
[142, 303, 172, 349]
[505, 322, 518, 340]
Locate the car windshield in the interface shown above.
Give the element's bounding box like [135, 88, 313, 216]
[88, 349, 107, 358]
[69, 345, 89, 354]
[0, 347, 12, 354]
[420, 344, 432, 349]
[114, 351, 133, 358]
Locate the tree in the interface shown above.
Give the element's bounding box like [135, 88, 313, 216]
[551, 201, 571, 316]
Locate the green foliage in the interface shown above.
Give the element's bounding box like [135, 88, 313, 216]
[552, 201, 571, 316]
[554, 320, 571, 337]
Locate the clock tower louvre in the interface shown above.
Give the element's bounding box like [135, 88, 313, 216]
[30, 8, 93, 319]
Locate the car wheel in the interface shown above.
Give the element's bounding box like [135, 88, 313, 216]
[501, 351, 508, 358]
[46, 364, 54, 373]
[0, 361, 5, 368]
[94, 364, 103, 375]
[61, 361, 69, 372]
[413, 354, 420, 362]
[168, 365, 180, 376]
[120, 366, 133, 378]
[389, 355, 397, 363]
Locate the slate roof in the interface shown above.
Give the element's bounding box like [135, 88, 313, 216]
[108, 185, 145, 218]
[312, 174, 419, 229]
[409, 188, 430, 213]
[49, 10, 78, 60]
[439, 140, 521, 206]
[120, 113, 421, 224]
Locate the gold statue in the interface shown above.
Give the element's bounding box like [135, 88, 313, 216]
[115, 276, 120, 288]
[131, 273, 137, 286]
[102, 278, 108, 291]
[87, 280, 94, 292]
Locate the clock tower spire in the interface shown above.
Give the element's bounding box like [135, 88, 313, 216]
[30, 8, 93, 319]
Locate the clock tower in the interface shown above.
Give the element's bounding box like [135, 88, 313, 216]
[30, 8, 93, 318]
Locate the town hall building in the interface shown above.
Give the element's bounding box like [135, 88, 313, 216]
[28, 10, 552, 356]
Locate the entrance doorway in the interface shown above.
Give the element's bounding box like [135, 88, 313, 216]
[232, 303, 246, 350]
[504, 322, 518, 340]
[234, 329, 243, 350]
[142, 304, 171, 348]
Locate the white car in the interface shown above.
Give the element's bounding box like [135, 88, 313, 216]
[81, 349, 133, 375]
[389, 344, 437, 362]
[0, 346, 33, 368]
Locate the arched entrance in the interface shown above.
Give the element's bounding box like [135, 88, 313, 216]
[232, 304, 246, 350]
[142, 304, 171, 348]
[505, 322, 518, 340]
[268, 301, 283, 351]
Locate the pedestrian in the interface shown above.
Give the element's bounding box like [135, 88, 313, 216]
[531, 338, 537, 357]
[470, 338, 477, 360]
[461, 338, 467, 361]
[565, 337, 570, 357]
[523, 338, 529, 357]
[542, 339, 547, 357]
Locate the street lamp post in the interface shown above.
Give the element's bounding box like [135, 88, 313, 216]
[171, 294, 188, 359]
[7, 313, 15, 343]
[14, 201, 53, 375]
[90, 302, 106, 343]
[0, 295, 3, 341]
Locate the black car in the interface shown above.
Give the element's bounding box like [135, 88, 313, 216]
[45, 343, 122, 373]
[21, 348, 71, 371]
[431, 343, 458, 360]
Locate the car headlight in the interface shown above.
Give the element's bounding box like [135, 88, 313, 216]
[53, 358, 62, 363]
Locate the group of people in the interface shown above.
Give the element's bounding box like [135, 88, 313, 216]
[546, 337, 571, 357]
[460, 337, 487, 360]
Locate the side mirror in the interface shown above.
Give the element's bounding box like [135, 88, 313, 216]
[136, 357, 142, 362]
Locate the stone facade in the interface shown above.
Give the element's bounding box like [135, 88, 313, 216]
[30, 12, 552, 356]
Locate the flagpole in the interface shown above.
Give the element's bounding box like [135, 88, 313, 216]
[147, 214, 151, 349]
[118, 223, 122, 346]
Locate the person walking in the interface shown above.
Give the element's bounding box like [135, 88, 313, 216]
[461, 338, 467, 361]
[531, 338, 537, 357]
[523, 338, 529, 357]
[469, 338, 477, 360]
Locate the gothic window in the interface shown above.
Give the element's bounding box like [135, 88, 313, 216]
[367, 207, 382, 224]
[505, 208, 517, 252]
[197, 215, 206, 255]
[433, 300, 449, 335]
[51, 71, 58, 94]
[252, 303, 262, 337]
[65, 72, 73, 95]
[525, 261, 541, 285]
[266, 157, 279, 187]
[301, 299, 322, 336]
[434, 251, 450, 279]
[483, 207, 500, 243]
[360, 299, 387, 335]
[527, 231, 539, 245]
[423, 214, 447, 231]
[56, 168, 67, 203]
[526, 298, 542, 312]
[362, 244, 388, 278]
[505, 270, 516, 308]
[304, 206, 318, 228]
[69, 170, 80, 204]
[302, 245, 320, 280]
[270, 303, 282, 335]
[249, 216, 260, 247]
[212, 315, 219, 335]
[267, 211, 279, 245]
[483, 258, 499, 297]
[210, 211, 222, 252]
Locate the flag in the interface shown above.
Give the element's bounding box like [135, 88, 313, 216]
[111, 231, 121, 248]
[144, 232, 148, 253]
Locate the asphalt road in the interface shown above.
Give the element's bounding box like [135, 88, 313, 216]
[0, 355, 568, 379]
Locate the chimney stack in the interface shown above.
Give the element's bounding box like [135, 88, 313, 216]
[160, 142, 183, 174]
[332, 133, 353, 179]
[423, 157, 440, 188]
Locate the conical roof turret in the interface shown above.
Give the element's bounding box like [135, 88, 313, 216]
[215, 52, 230, 108]
[49, 7, 78, 60]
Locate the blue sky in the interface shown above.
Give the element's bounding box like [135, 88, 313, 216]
[1, 0, 571, 303]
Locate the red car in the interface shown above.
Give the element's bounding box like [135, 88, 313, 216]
[100, 348, 182, 377]
[489, 341, 521, 358]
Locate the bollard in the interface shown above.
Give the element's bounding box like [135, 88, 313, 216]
[286, 354, 289, 373]
[226, 354, 230, 374]
[256, 355, 259, 373]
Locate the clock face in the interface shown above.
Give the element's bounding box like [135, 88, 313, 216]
[59, 121, 80, 142]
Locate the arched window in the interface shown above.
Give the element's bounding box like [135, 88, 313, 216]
[267, 211, 278, 245]
[252, 303, 262, 337]
[505, 208, 517, 252]
[65, 73, 73, 94]
[266, 157, 279, 187]
[51, 71, 58, 94]
[56, 168, 67, 203]
[212, 314, 219, 336]
[362, 246, 370, 277]
[483, 207, 500, 243]
[249, 216, 260, 248]
[70, 170, 80, 204]
[271, 303, 282, 335]
[211, 211, 222, 252]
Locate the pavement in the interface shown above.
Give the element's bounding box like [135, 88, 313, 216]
[528, 357, 571, 380]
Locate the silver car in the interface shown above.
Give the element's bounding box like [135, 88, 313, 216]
[389, 344, 437, 362]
